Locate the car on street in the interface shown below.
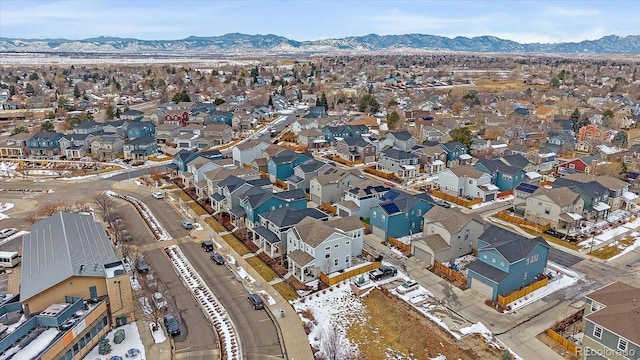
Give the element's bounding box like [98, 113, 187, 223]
[248, 293, 265, 310]
[152, 192, 164, 199]
[152, 292, 167, 310]
[201, 240, 214, 252]
[163, 314, 181, 336]
[181, 220, 193, 230]
[0, 228, 18, 239]
[210, 252, 225, 265]
[435, 199, 452, 208]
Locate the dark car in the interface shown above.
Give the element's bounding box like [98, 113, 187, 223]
[136, 258, 150, 273]
[201, 240, 214, 252]
[248, 293, 265, 310]
[210, 252, 225, 265]
[368, 265, 398, 281]
[163, 314, 181, 336]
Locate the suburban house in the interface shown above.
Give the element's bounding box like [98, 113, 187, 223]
[197, 123, 233, 149]
[523, 187, 585, 233]
[466, 225, 550, 301]
[309, 167, 364, 206]
[161, 109, 189, 126]
[27, 132, 64, 158]
[73, 120, 103, 135]
[120, 109, 144, 121]
[155, 123, 181, 144]
[335, 179, 392, 219]
[411, 144, 447, 175]
[252, 207, 328, 259]
[102, 120, 129, 138]
[291, 117, 327, 135]
[386, 131, 418, 151]
[581, 281, 640, 360]
[436, 165, 499, 202]
[122, 135, 157, 161]
[232, 140, 271, 167]
[411, 207, 485, 266]
[58, 133, 96, 159]
[553, 178, 611, 221]
[556, 155, 599, 175]
[335, 136, 377, 163]
[90, 136, 124, 161]
[166, 149, 201, 176]
[322, 124, 369, 144]
[238, 188, 308, 228]
[0, 132, 30, 158]
[561, 173, 637, 211]
[577, 124, 612, 142]
[377, 148, 420, 179]
[211, 175, 271, 214]
[267, 150, 311, 183]
[232, 112, 254, 131]
[286, 216, 365, 283]
[369, 190, 434, 241]
[205, 168, 261, 209]
[125, 121, 155, 140]
[474, 157, 528, 192]
[209, 110, 233, 126]
[16, 212, 134, 359]
[286, 159, 330, 192]
[297, 128, 326, 149]
[440, 141, 470, 166]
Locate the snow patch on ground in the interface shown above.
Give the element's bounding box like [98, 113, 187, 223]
[608, 237, 640, 261]
[0, 202, 15, 219]
[82, 322, 145, 360]
[149, 323, 167, 344]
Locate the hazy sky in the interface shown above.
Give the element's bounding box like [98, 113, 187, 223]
[0, 0, 637, 43]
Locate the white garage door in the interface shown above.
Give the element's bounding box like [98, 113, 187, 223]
[413, 247, 432, 266]
[371, 225, 386, 240]
[471, 277, 494, 299]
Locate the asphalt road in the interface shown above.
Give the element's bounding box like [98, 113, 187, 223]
[181, 242, 284, 359]
[547, 246, 584, 268]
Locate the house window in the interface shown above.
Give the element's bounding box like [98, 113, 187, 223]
[468, 180, 472, 184]
[618, 338, 628, 352]
[417, 209, 422, 216]
[325, 253, 330, 259]
[345, 255, 350, 264]
[346, 241, 350, 245]
[500, 262, 504, 267]
[334, 258, 339, 267]
[325, 246, 330, 251]
[590, 302, 600, 312]
[569, 164, 575, 169]
[382, 215, 386, 221]
[372, 210, 377, 218]
[544, 205, 551, 215]
[491, 258, 496, 263]
[334, 244, 339, 248]
[483, 254, 487, 259]
[593, 325, 603, 339]
[523, 272, 528, 280]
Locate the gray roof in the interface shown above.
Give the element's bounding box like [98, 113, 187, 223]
[389, 131, 413, 141]
[382, 148, 418, 161]
[253, 226, 281, 244]
[478, 225, 549, 263]
[467, 260, 509, 283]
[288, 249, 315, 266]
[259, 207, 327, 228]
[21, 212, 118, 301]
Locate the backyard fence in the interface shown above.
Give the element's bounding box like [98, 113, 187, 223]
[321, 202, 337, 215]
[546, 328, 579, 356]
[432, 260, 467, 285]
[429, 189, 482, 207]
[319, 261, 381, 286]
[387, 236, 411, 254]
[494, 211, 551, 232]
[497, 276, 549, 307]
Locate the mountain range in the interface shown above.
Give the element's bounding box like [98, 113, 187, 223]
[1, 33, 640, 55]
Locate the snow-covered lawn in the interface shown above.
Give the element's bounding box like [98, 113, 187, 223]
[608, 236, 640, 261]
[0, 202, 15, 219]
[148, 323, 167, 344]
[0, 162, 18, 177]
[506, 272, 578, 313]
[82, 322, 145, 360]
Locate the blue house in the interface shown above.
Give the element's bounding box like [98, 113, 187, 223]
[552, 178, 610, 220]
[466, 225, 549, 301]
[322, 125, 369, 144]
[304, 106, 326, 119]
[167, 149, 200, 175]
[267, 150, 311, 182]
[120, 109, 144, 121]
[473, 157, 527, 192]
[440, 141, 469, 166]
[238, 188, 308, 226]
[126, 121, 155, 140]
[369, 190, 434, 241]
[123, 135, 157, 161]
[209, 111, 233, 126]
[27, 132, 64, 158]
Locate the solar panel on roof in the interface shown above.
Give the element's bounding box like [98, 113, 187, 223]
[381, 203, 401, 214]
[515, 183, 538, 194]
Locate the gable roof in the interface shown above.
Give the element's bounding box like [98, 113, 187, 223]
[260, 207, 328, 228]
[347, 179, 391, 197]
[21, 212, 119, 301]
[449, 165, 486, 179]
[584, 281, 640, 345]
[388, 131, 413, 141]
[502, 154, 530, 168]
[314, 166, 362, 185]
[382, 148, 418, 160]
[478, 224, 549, 263]
[552, 178, 608, 199]
[293, 216, 343, 247]
[467, 260, 509, 283]
[531, 187, 582, 207]
[378, 190, 433, 215]
[424, 206, 482, 233]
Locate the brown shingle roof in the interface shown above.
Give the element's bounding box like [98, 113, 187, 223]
[328, 216, 364, 232]
[294, 216, 339, 247]
[423, 234, 451, 252]
[288, 249, 315, 266]
[424, 206, 480, 233]
[532, 187, 581, 207]
[585, 282, 640, 345]
[449, 165, 485, 179]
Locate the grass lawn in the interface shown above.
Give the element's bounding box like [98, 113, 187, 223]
[204, 217, 227, 233]
[188, 202, 209, 216]
[590, 236, 636, 260]
[245, 256, 278, 282]
[521, 228, 581, 251]
[221, 233, 251, 256]
[272, 281, 299, 302]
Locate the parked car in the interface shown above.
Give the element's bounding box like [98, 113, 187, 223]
[163, 314, 181, 336]
[0, 228, 18, 239]
[201, 240, 214, 252]
[152, 292, 167, 310]
[136, 258, 150, 273]
[368, 265, 398, 281]
[181, 220, 193, 230]
[152, 192, 164, 199]
[396, 279, 419, 294]
[210, 252, 225, 265]
[435, 199, 451, 208]
[125, 348, 141, 358]
[248, 293, 265, 310]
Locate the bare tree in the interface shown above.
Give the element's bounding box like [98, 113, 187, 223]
[94, 194, 116, 223]
[38, 202, 59, 217]
[321, 326, 343, 360]
[137, 273, 166, 331]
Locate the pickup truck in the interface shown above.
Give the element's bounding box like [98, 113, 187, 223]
[368, 265, 398, 281]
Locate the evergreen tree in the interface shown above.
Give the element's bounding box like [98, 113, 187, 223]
[387, 111, 401, 130]
[41, 120, 55, 132]
[268, 95, 273, 107]
[449, 127, 473, 150]
[358, 94, 379, 113]
[73, 84, 81, 98]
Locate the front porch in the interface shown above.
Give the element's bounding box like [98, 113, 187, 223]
[252, 226, 282, 258]
[287, 250, 317, 283]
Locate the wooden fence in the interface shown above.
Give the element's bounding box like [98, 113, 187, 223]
[275, 178, 288, 190]
[429, 189, 482, 207]
[321, 202, 337, 215]
[546, 329, 578, 356]
[432, 261, 467, 285]
[387, 236, 411, 254]
[497, 276, 549, 306]
[364, 166, 396, 180]
[320, 261, 381, 286]
[332, 156, 363, 166]
[494, 211, 551, 232]
[497, 190, 512, 198]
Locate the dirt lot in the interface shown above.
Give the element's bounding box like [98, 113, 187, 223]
[346, 288, 507, 360]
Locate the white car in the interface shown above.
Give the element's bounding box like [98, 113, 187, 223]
[152, 292, 167, 310]
[0, 228, 18, 239]
[152, 192, 164, 199]
[396, 279, 419, 294]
